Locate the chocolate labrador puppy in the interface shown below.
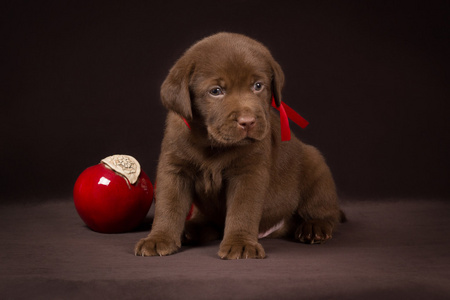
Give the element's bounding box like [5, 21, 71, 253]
[135, 32, 345, 259]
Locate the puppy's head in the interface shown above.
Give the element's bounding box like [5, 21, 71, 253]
[161, 32, 284, 146]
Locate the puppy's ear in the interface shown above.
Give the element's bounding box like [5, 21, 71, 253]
[160, 57, 194, 120]
[271, 59, 285, 107]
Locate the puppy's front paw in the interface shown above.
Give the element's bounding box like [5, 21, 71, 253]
[218, 240, 266, 260]
[296, 219, 333, 244]
[134, 235, 180, 257]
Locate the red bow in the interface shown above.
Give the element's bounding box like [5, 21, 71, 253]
[271, 95, 309, 141]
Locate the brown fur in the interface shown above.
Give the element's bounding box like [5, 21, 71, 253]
[135, 33, 345, 259]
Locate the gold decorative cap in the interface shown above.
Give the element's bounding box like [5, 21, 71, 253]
[101, 155, 141, 184]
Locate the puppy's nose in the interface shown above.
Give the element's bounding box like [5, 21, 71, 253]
[238, 116, 256, 131]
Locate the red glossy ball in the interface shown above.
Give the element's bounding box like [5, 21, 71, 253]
[73, 163, 153, 233]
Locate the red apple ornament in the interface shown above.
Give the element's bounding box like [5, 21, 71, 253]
[73, 155, 153, 233]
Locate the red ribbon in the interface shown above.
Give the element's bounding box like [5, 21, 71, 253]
[271, 95, 309, 141]
[182, 117, 191, 130]
[182, 96, 308, 142]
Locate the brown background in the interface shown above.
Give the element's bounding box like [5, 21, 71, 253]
[2, 0, 449, 202]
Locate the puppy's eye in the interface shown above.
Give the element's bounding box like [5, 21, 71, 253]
[209, 87, 224, 97]
[253, 82, 264, 92]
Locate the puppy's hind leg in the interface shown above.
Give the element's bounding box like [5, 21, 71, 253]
[295, 146, 344, 244]
[295, 194, 343, 244]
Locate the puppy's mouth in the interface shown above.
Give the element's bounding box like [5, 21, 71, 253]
[207, 120, 268, 146]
